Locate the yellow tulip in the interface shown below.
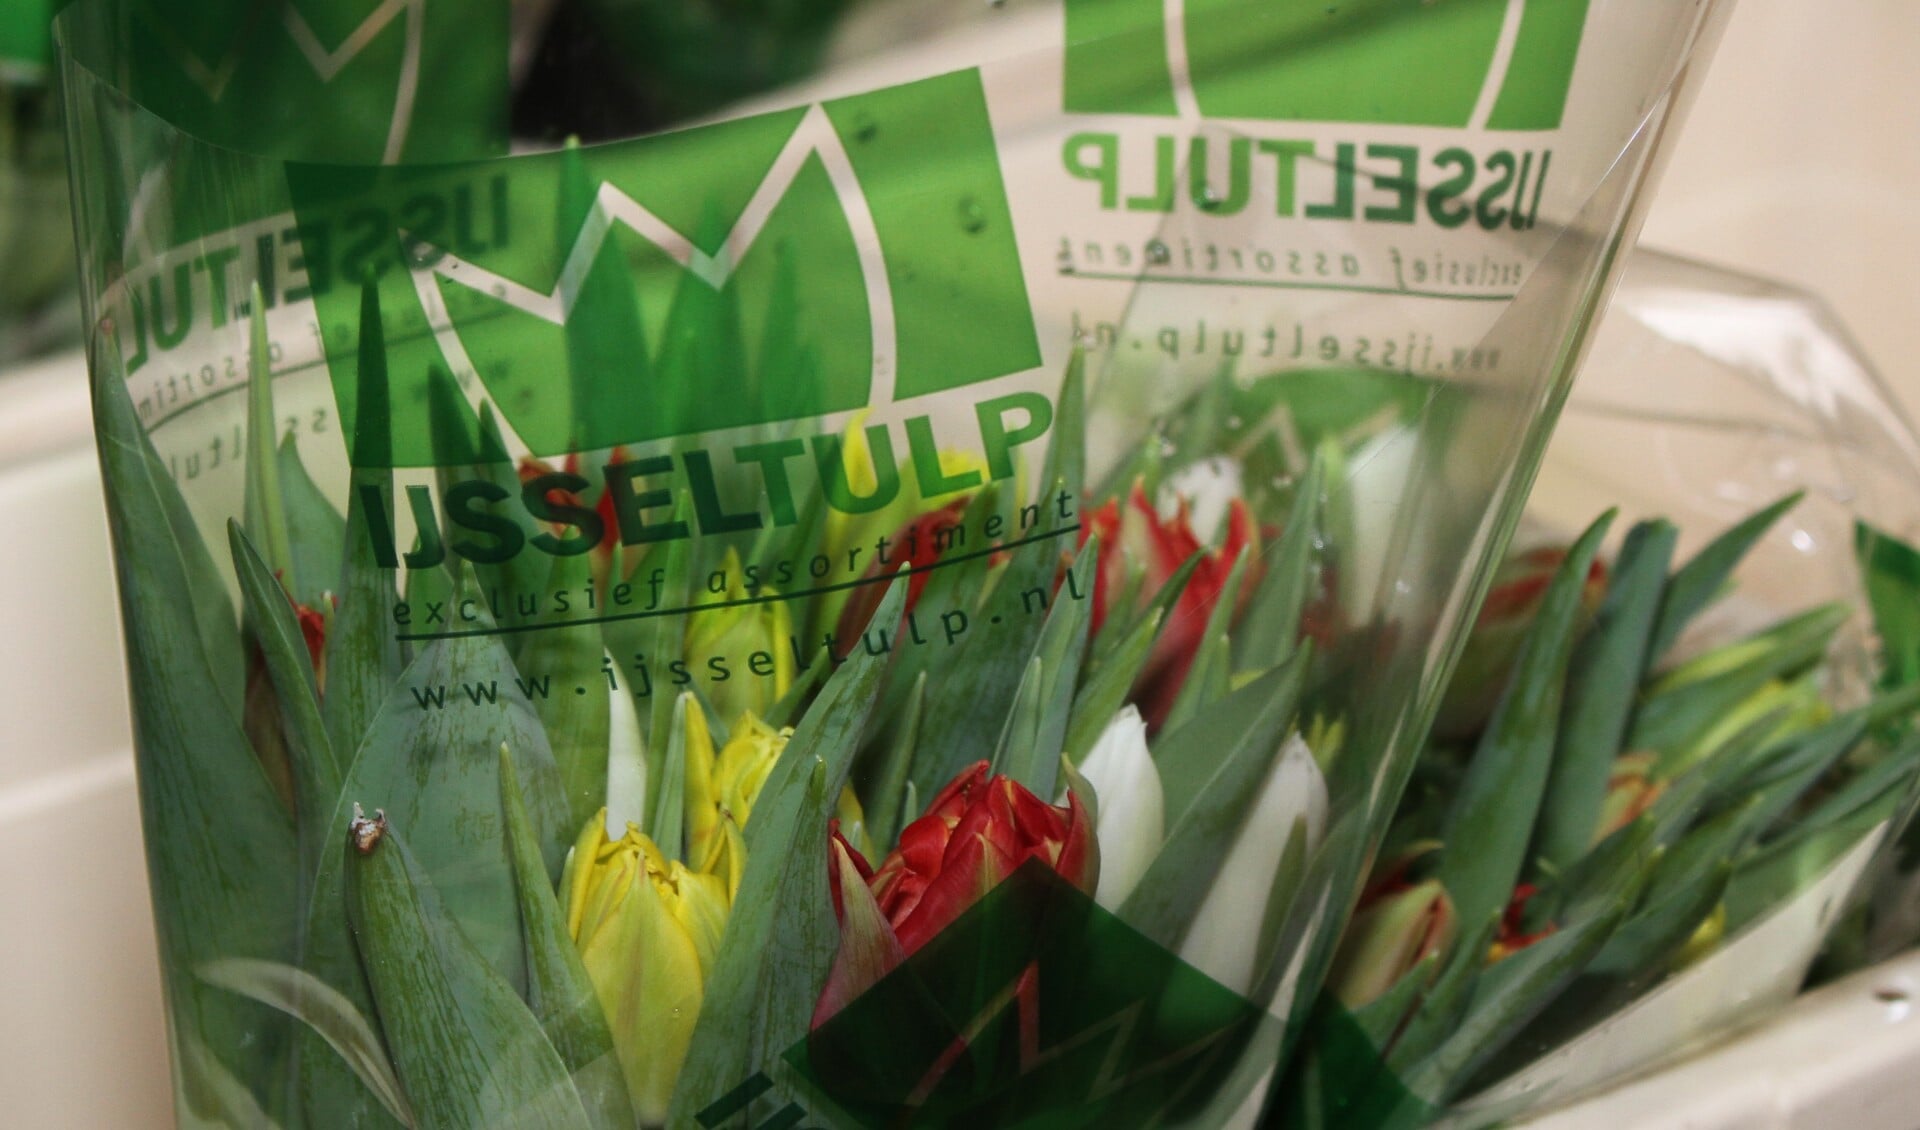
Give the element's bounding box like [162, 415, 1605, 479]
[685, 710, 872, 899]
[563, 813, 729, 1125]
[684, 548, 794, 727]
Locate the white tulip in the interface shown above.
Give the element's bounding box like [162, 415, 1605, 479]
[1159, 455, 1244, 544]
[1179, 733, 1329, 995]
[604, 651, 648, 833]
[1078, 706, 1165, 910]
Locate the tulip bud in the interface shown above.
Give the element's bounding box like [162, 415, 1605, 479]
[1180, 733, 1328, 997]
[868, 762, 1097, 954]
[1330, 878, 1458, 1008]
[1081, 480, 1261, 729]
[686, 710, 870, 898]
[1077, 706, 1165, 909]
[564, 813, 730, 1124]
[1436, 545, 1607, 738]
[684, 548, 794, 727]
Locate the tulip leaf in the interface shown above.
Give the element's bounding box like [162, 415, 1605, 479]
[347, 818, 595, 1130]
[1589, 858, 1730, 981]
[866, 671, 925, 850]
[303, 587, 572, 1032]
[277, 433, 348, 610]
[868, 482, 997, 742]
[501, 749, 636, 1130]
[198, 957, 413, 1127]
[1438, 512, 1613, 937]
[243, 290, 297, 595]
[650, 692, 697, 861]
[601, 489, 695, 774]
[1043, 345, 1088, 506]
[1234, 443, 1329, 675]
[1383, 915, 1498, 1075]
[229, 520, 339, 872]
[990, 657, 1047, 788]
[177, 1032, 287, 1130]
[910, 493, 1061, 799]
[1858, 520, 1920, 698]
[125, 381, 245, 724]
[1537, 519, 1676, 873]
[995, 539, 1097, 798]
[1065, 607, 1162, 762]
[1637, 604, 1848, 773]
[92, 340, 298, 1107]
[1648, 492, 1802, 661]
[1402, 899, 1627, 1106]
[669, 583, 904, 1124]
[515, 548, 612, 836]
[1161, 544, 1253, 735]
[1724, 767, 1909, 935]
[336, 285, 400, 756]
[766, 644, 831, 730]
[1351, 950, 1439, 1056]
[1118, 654, 1307, 950]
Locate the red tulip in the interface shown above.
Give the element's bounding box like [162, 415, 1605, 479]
[1080, 483, 1260, 728]
[815, 763, 1097, 1025]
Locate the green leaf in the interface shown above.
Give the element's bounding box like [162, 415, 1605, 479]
[909, 495, 1060, 799]
[649, 693, 697, 862]
[1118, 654, 1307, 949]
[765, 644, 831, 730]
[1383, 916, 1499, 1075]
[1857, 520, 1920, 697]
[277, 433, 347, 609]
[993, 539, 1097, 798]
[1589, 859, 1729, 980]
[990, 657, 1046, 785]
[1439, 512, 1614, 934]
[601, 491, 694, 784]
[243, 289, 297, 594]
[1160, 544, 1253, 734]
[1349, 950, 1438, 1057]
[198, 958, 412, 1127]
[329, 469, 404, 763]
[514, 549, 611, 836]
[347, 817, 593, 1130]
[229, 520, 338, 874]
[1234, 443, 1329, 674]
[1403, 900, 1628, 1105]
[303, 590, 572, 1030]
[1064, 607, 1162, 761]
[865, 671, 925, 850]
[1638, 604, 1849, 773]
[1538, 519, 1677, 872]
[91, 337, 297, 1105]
[668, 583, 904, 1122]
[500, 748, 635, 1130]
[1648, 491, 1803, 660]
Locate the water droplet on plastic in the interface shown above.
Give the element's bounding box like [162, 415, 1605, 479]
[958, 196, 988, 234]
[1225, 415, 1243, 430]
[1157, 438, 1178, 458]
[1792, 529, 1816, 554]
[852, 114, 879, 143]
[1197, 186, 1225, 212]
[988, 0, 1007, 8]
[1146, 240, 1172, 265]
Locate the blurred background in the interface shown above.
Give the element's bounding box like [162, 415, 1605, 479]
[0, 0, 1914, 1125]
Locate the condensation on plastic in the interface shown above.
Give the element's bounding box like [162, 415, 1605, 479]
[55, 1, 1734, 1126]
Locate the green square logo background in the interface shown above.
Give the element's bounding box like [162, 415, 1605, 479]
[1063, 0, 1590, 130]
[291, 68, 1041, 467]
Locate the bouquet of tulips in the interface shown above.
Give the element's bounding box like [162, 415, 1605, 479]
[1290, 498, 1920, 1127]
[95, 256, 1425, 1127]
